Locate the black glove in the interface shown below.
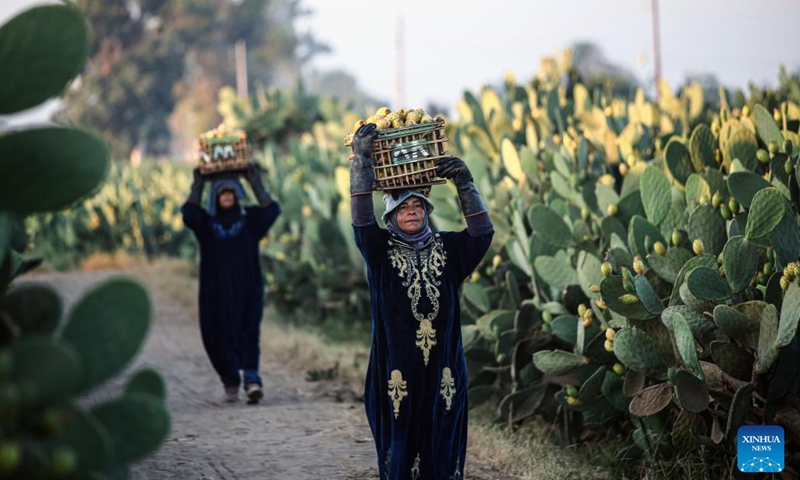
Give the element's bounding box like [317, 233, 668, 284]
[188, 167, 204, 204]
[350, 123, 379, 195]
[436, 157, 487, 216]
[244, 163, 274, 207]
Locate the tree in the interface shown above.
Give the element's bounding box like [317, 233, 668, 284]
[57, 0, 327, 160]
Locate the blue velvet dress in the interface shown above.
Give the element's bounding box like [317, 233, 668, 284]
[354, 223, 493, 479]
[181, 202, 281, 387]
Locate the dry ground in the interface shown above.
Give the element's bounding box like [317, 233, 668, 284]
[25, 258, 607, 480]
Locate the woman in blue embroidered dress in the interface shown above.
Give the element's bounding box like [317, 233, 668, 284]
[181, 165, 281, 404]
[349, 123, 494, 479]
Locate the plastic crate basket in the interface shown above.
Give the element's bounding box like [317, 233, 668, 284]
[345, 120, 449, 191]
[197, 133, 249, 175]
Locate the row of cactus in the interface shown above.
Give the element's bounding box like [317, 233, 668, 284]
[0, 5, 170, 479]
[442, 51, 800, 474]
[27, 162, 197, 270]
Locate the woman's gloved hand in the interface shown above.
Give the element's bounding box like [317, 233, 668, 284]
[188, 167, 205, 204]
[350, 123, 379, 195]
[436, 156, 486, 216]
[244, 163, 274, 207]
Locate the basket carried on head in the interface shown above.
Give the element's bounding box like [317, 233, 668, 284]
[197, 125, 250, 175]
[345, 119, 449, 192]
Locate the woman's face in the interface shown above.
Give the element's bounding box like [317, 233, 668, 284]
[396, 197, 426, 234]
[218, 190, 236, 210]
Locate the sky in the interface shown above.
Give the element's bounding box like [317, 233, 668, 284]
[1, 0, 799, 121]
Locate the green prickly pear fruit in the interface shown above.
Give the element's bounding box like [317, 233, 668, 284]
[619, 293, 639, 305]
[601, 262, 612, 277]
[784, 139, 793, 154]
[622, 268, 635, 293]
[712, 191, 722, 209]
[667, 367, 678, 383]
[693, 239, 704, 255]
[604, 339, 614, 352]
[589, 284, 601, 293]
[654, 241, 666, 255]
[0, 443, 20, 475]
[672, 229, 682, 247]
[543, 311, 553, 323]
[49, 446, 76, 478]
[613, 363, 625, 376]
[785, 160, 794, 175]
[644, 235, 653, 253]
[581, 207, 590, 221]
[496, 353, 507, 364]
[542, 323, 552, 333]
[566, 386, 579, 397]
[758, 273, 767, 285]
[769, 142, 779, 155]
[633, 256, 645, 275]
[781, 276, 790, 291]
[721, 204, 732, 220]
[607, 204, 618, 217]
[764, 263, 773, 276]
[729, 197, 740, 214]
[605, 328, 616, 340]
[757, 149, 771, 164]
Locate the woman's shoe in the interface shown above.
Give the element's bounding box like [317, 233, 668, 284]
[245, 384, 263, 404]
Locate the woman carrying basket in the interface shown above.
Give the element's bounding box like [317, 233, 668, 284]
[349, 123, 494, 479]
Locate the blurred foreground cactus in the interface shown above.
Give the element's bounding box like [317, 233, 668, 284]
[0, 6, 169, 479]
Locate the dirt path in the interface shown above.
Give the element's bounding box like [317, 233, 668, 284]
[28, 267, 510, 480]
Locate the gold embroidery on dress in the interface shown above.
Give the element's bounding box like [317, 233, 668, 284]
[388, 369, 408, 419]
[389, 235, 447, 363]
[440, 367, 455, 411]
[415, 319, 437, 366]
[450, 456, 462, 480]
[410, 453, 421, 480]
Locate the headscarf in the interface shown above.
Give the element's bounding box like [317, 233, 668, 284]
[207, 178, 247, 227]
[382, 189, 435, 249]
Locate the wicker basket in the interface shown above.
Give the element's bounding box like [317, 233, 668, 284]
[345, 120, 449, 191]
[197, 134, 249, 175]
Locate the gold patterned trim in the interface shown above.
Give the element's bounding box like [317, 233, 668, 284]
[450, 456, 462, 480]
[410, 453, 421, 480]
[388, 369, 408, 419]
[415, 319, 437, 366]
[440, 367, 455, 411]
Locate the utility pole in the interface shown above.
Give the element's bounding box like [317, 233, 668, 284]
[651, 0, 663, 101]
[235, 39, 249, 100]
[395, 16, 406, 108]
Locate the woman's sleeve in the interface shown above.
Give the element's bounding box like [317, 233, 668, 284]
[181, 202, 209, 236]
[444, 220, 494, 282]
[245, 203, 281, 239]
[353, 222, 388, 268]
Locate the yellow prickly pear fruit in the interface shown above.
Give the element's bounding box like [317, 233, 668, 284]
[375, 119, 391, 130]
[774, 108, 782, 123]
[375, 107, 391, 117]
[693, 239, 704, 255]
[405, 118, 418, 126]
[613, 363, 625, 376]
[781, 276, 790, 291]
[654, 242, 666, 255]
[607, 204, 618, 217]
[595, 298, 607, 310]
[392, 119, 404, 129]
[604, 339, 614, 352]
[420, 114, 433, 123]
[742, 105, 750, 117]
[470, 271, 481, 283]
[633, 256, 645, 275]
[618, 163, 628, 177]
[601, 262, 613, 277]
[578, 304, 587, 318]
[582, 316, 593, 328]
[406, 111, 421, 123]
[604, 106, 613, 117]
[385, 112, 399, 123]
[769, 142, 779, 155]
[590, 284, 601, 293]
[353, 120, 366, 132]
[492, 255, 502, 268]
[566, 396, 583, 406]
[605, 328, 616, 341]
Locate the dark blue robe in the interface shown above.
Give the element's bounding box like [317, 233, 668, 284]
[181, 202, 281, 387]
[354, 222, 492, 479]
